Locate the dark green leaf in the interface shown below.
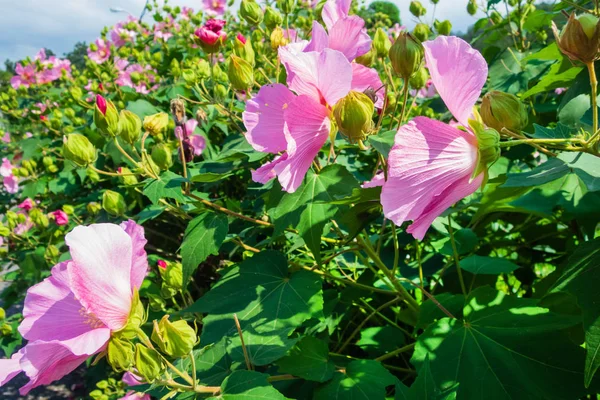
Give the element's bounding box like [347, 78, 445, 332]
[368, 130, 396, 158]
[276, 336, 334, 382]
[208, 370, 288, 400]
[315, 360, 397, 400]
[459, 256, 519, 275]
[126, 99, 159, 119]
[143, 171, 188, 204]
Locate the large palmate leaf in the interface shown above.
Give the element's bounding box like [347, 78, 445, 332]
[276, 336, 335, 382]
[208, 371, 290, 400]
[143, 171, 188, 204]
[187, 251, 323, 344]
[459, 255, 519, 275]
[270, 165, 359, 261]
[396, 357, 458, 400]
[550, 239, 600, 387]
[411, 287, 587, 400]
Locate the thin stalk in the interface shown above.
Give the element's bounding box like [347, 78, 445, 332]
[113, 137, 140, 168]
[447, 217, 467, 296]
[374, 343, 416, 362]
[190, 351, 197, 390]
[234, 314, 253, 371]
[88, 165, 135, 177]
[300, 265, 397, 296]
[396, 80, 411, 128]
[499, 137, 583, 147]
[588, 61, 598, 138]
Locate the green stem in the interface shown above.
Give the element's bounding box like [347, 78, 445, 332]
[397, 80, 411, 128]
[374, 342, 416, 362]
[113, 137, 140, 168]
[499, 138, 583, 147]
[588, 61, 598, 138]
[300, 265, 397, 296]
[447, 217, 467, 296]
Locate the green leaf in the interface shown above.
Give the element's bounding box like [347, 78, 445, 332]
[276, 336, 334, 382]
[368, 130, 396, 158]
[550, 239, 600, 387]
[399, 356, 459, 400]
[180, 213, 228, 283]
[416, 293, 465, 329]
[411, 287, 587, 400]
[228, 327, 297, 366]
[315, 360, 397, 400]
[522, 57, 582, 99]
[182, 337, 232, 386]
[208, 371, 289, 400]
[186, 251, 323, 344]
[558, 67, 595, 128]
[126, 99, 159, 119]
[459, 256, 519, 275]
[559, 152, 600, 192]
[489, 48, 551, 94]
[191, 172, 234, 183]
[440, 228, 478, 256]
[136, 205, 165, 224]
[502, 158, 570, 188]
[356, 326, 406, 357]
[270, 165, 359, 261]
[529, 123, 573, 139]
[523, 10, 557, 32]
[143, 171, 188, 204]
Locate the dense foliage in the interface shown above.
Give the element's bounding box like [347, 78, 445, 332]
[0, 0, 600, 399]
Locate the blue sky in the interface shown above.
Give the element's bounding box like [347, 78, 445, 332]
[0, 0, 491, 63]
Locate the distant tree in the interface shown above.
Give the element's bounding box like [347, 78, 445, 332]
[367, 1, 401, 25]
[65, 41, 88, 71]
[3, 60, 15, 74]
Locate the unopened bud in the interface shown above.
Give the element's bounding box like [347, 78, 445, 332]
[134, 344, 164, 382]
[490, 11, 502, 25]
[553, 13, 600, 64]
[412, 23, 430, 42]
[151, 316, 197, 358]
[409, 1, 426, 17]
[117, 167, 138, 186]
[389, 32, 424, 80]
[469, 120, 500, 182]
[467, 0, 477, 16]
[107, 337, 134, 372]
[277, 0, 295, 14]
[162, 262, 183, 290]
[240, 0, 263, 26]
[264, 7, 283, 30]
[170, 99, 186, 127]
[29, 208, 49, 228]
[227, 55, 254, 91]
[333, 91, 375, 142]
[355, 46, 375, 67]
[87, 202, 102, 215]
[170, 58, 181, 78]
[151, 143, 173, 170]
[373, 28, 392, 57]
[481, 91, 528, 133]
[62, 134, 97, 167]
[435, 20, 452, 36]
[94, 95, 120, 137]
[270, 27, 288, 49]
[143, 112, 169, 136]
[102, 190, 126, 216]
[234, 35, 255, 65]
[118, 110, 142, 145]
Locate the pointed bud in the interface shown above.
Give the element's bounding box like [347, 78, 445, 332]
[355, 46, 375, 67]
[234, 35, 255, 66]
[409, 66, 429, 90]
[469, 120, 500, 183]
[29, 208, 49, 228]
[481, 91, 528, 133]
[151, 143, 173, 170]
[134, 344, 164, 382]
[227, 55, 254, 91]
[333, 91, 375, 143]
[87, 202, 102, 215]
[240, 0, 263, 26]
[553, 13, 600, 64]
[170, 58, 181, 78]
[143, 112, 169, 136]
[412, 23, 430, 42]
[467, 0, 477, 16]
[107, 337, 135, 372]
[94, 95, 120, 137]
[264, 7, 283, 30]
[435, 20, 452, 36]
[270, 27, 289, 49]
[490, 11, 502, 25]
[409, 1, 426, 17]
[389, 32, 424, 80]
[70, 86, 82, 100]
[151, 316, 197, 358]
[162, 262, 183, 290]
[277, 0, 295, 14]
[373, 28, 392, 58]
[102, 190, 127, 216]
[62, 134, 97, 167]
[117, 167, 138, 186]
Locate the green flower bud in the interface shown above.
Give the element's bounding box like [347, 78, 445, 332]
[228, 55, 254, 91]
[29, 208, 49, 228]
[490, 11, 502, 25]
[435, 20, 452, 36]
[553, 13, 600, 64]
[0, 225, 9, 237]
[70, 86, 83, 100]
[151, 143, 173, 170]
[182, 69, 197, 85]
[409, 66, 429, 89]
[264, 7, 283, 30]
[409, 1, 426, 17]
[197, 60, 211, 79]
[142, 155, 161, 176]
[62, 134, 96, 167]
[117, 167, 138, 186]
[151, 316, 197, 358]
[17, 213, 26, 224]
[42, 156, 54, 168]
[277, 0, 295, 14]
[0, 308, 5, 320]
[412, 23, 430, 42]
[134, 344, 164, 382]
[355, 46, 375, 67]
[107, 336, 135, 372]
[0, 324, 12, 336]
[333, 91, 375, 143]
[87, 167, 101, 183]
[87, 202, 102, 215]
[102, 190, 127, 216]
[481, 91, 528, 134]
[373, 28, 392, 58]
[119, 110, 142, 145]
[94, 95, 120, 137]
[469, 120, 500, 183]
[162, 262, 183, 290]
[215, 84, 228, 99]
[45, 244, 60, 260]
[234, 36, 255, 66]
[143, 112, 169, 136]
[170, 58, 181, 78]
[270, 27, 289, 50]
[240, 0, 263, 26]
[62, 205, 75, 215]
[467, 0, 477, 16]
[389, 32, 424, 80]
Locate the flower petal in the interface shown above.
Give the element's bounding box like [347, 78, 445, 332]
[304, 21, 328, 53]
[243, 84, 296, 153]
[322, 0, 352, 30]
[381, 117, 479, 234]
[351, 63, 385, 109]
[279, 48, 352, 106]
[0, 349, 24, 386]
[65, 224, 134, 331]
[328, 16, 371, 61]
[120, 220, 149, 290]
[252, 154, 288, 184]
[423, 36, 487, 126]
[274, 95, 330, 192]
[190, 135, 207, 156]
[18, 262, 111, 354]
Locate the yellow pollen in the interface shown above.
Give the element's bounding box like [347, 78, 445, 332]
[282, 103, 288, 109]
[79, 307, 104, 329]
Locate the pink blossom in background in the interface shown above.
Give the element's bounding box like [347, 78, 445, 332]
[237, 33, 247, 44]
[195, 19, 227, 46]
[24, 132, 33, 138]
[10, 63, 38, 89]
[3, 175, 19, 194]
[154, 17, 180, 42]
[0, 158, 13, 177]
[203, 0, 226, 16]
[180, 6, 195, 20]
[0, 221, 149, 395]
[555, 87, 567, 95]
[18, 199, 34, 211]
[10, 49, 71, 89]
[388, 23, 406, 39]
[87, 39, 111, 64]
[381, 36, 488, 240]
[1, 132, 9, 143]
[410, 79, 437, 99]
[50, 210, 69, 226]
[176, 119, 206, 158]
[111, 26, 137, 47]
[115, 63, 159, 94]
[119, 371, 150, 400]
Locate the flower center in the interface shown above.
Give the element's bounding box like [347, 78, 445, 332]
[79, 307, 104, 328]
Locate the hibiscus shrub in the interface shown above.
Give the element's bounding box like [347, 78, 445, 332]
[1, 0, 600, 399]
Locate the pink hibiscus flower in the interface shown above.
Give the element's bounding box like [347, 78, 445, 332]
[1, 158, 18, 194]
[195, 19, 227, 46]
[203, 0, 226, 16]
[88, 38, 111, 64]
[380, 36, 489, 240]
[10, 63, 38, 89]
[176, 119, 206, 160]
[410, 79, 437, 99]
[18, 198, 34, 211]
[119, 372, 151, 400]
[0, 221, 148, 395]
[50, 210, 69, 226]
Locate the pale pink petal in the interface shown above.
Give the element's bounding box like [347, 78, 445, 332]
[4, 175, 19, 194]
[185, 119, 198, 135]
[304, 21, 328, 53]
[120, 220, 148, 290]
[243, 84, 296, 153]
[407, 174, 483, 240]
[381, 117, 479, 235]
[252, 154, 288, 184]
[362, 171, 385, 188]
[122, 371, 144, 387]
[19, 262, 110, 355]
[351, 63, 385, 109]
[190, 135, 207, 156]
[120, 392, 151, 400]
[65, 224, 134, 331]
[19, 341, 89, 395]
[322, 0, 352, 30]
[423, 36, 487, 126]
[328, 16, 371, 61]
[279, 48, 352, 106]
[274, 95, 330, 192]
[0, 349, 24, 386]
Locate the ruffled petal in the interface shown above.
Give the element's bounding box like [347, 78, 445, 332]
[423, 36, 487, 126]
[304, 21, 328, 53]
[252, 154, 288, 184]
[362, 171, 385, 188]
[328, 16, 371, 61]
[189, 135, 207, 156]
[243, 84, 296, 153]
[381, 117, 479, 234]
[279, 48, 352, 106]
[407, 173, 484, 240]
[351, 63, 385, 109]
[65, 224, 134, 331]
[120, 220, 149, 291]
[322, 0, 352, 30]
[0, 349, 24, 386]
[18, 262, 111, 354]
[274, 95, 330, 192]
